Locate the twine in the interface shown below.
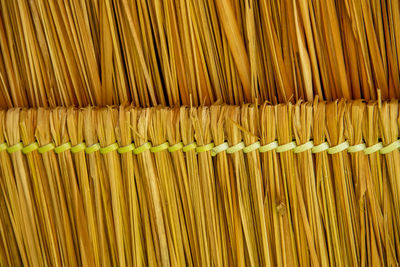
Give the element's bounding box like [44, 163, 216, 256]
[0, 139, 398, 156]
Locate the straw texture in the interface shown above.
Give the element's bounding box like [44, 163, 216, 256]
[1, 0, 400, 108]
[0, 100, 399, 266]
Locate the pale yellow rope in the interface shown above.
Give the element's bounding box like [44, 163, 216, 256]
[0, 139, 398, 156]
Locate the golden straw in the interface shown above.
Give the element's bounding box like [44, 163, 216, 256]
[0, 100, 399, 266]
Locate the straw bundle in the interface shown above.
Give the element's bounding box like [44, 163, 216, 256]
[1, 0, 400, 266]
[1, 0, 400, 108]
[0, 100, 399, 266]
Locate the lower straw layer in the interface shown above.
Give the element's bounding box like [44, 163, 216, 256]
[1, 100, 400, 267]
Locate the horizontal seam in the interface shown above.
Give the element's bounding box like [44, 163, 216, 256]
[0, 139, 397, 156]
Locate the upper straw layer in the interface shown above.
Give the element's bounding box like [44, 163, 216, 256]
[0, 0, 399, 108]
[0, 99, 399, 157]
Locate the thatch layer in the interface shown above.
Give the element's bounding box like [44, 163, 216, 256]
[0, 100, 399, 266]
[0, 0, 399, 107]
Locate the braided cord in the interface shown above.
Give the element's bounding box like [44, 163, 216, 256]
[0, 139, 398, 156]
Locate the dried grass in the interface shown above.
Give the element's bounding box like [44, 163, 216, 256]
[1, 0, 400, 108]
[1, 1, 400, 266]
[0, 100, 398, 266]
